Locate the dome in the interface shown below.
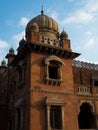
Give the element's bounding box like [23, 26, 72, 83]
[31, 22, 39, 32]
[26, 10, 60, 39]
[60, 30, 68, 39]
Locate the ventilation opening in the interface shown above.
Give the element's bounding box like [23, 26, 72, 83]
[78, 103, 97, 129]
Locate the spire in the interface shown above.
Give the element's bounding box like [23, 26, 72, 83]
[41, 5, 44, 15]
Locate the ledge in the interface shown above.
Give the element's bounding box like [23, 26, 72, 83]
[46, 78, 63, 86]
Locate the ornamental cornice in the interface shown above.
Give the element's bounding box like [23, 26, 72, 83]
[30, 88, 74, 96]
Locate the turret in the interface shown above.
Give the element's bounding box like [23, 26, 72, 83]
[0, 60, 7, 74]
[60, 29, 71, 50]
[5, 47, 15, 65]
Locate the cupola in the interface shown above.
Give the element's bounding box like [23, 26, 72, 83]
[25, 9, 60, 40]
[5, 47, 15, 65]
[1, 60, 6, 67]
[60, 29, 68, 40]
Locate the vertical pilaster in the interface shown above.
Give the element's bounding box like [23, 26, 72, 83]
[47, 105, 51, 130]
[61, 106, 65, 130]
[46, 62, 49, 79]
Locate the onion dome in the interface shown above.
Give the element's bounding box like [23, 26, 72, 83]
[60, 29, 68, 39]
[26, 9, 60, 39]
[9, 47, 14, 55]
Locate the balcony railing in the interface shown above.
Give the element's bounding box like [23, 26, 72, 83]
[75, 85, 91, 95]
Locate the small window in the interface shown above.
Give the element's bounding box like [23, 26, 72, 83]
[94, 81, 98, 86]
[50, 106, 62, 129]
[49, 61, 59, 79]
[45, 55, 65, 86]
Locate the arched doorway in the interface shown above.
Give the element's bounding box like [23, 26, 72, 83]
[78, 102, 97, 129]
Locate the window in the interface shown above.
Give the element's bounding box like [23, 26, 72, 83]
[45, 55, 65, 86]
[16, 108, 21, 130]
[49, 61, 59, 79]
[50, 106, 62, 129]
[92, 75, 98, 87]
[45, 97, 65, 130]
[94, 81, 98, 86]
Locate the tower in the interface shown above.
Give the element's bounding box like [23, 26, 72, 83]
[6, 9, 80, 130]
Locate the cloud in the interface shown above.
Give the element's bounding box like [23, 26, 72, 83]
[85, 31, 92, 36]
[12, 31, 25, 48]
[46, 8, 59, 23]
[19, 17, 29, 26]
[0, 39, 10, 63]
[63, 10, 93, 24]
[85, 0, 98, 13]
[0, 39, 9, 48]
[50, 10, 59, 21]
[84, 31, 97, 48]
[62, 0, 98, 25]
[13, 31, 25, 41]
[86, 36, 96, 47]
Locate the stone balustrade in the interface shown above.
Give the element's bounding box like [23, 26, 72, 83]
[75, 85, 91, 95]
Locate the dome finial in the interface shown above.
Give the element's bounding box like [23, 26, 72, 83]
[41, 5, 44, 15]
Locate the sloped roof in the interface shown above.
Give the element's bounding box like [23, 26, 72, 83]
[72, 60, 98, 70]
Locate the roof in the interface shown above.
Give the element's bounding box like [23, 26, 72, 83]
[72, 60, 98, 70]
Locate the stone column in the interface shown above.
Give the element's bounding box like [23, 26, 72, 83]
[61, 106, 65, 130]
[47, 105, 51, 130]
[46, 62, 49, 79]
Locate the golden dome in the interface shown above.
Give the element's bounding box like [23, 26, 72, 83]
[26, 10, 60, 38]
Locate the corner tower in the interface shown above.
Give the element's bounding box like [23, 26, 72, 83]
[10, 9, 80, 130]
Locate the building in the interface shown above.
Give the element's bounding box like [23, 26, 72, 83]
[0, 9, 98, 130]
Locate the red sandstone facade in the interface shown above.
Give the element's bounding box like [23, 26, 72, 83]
[0, 10, 98, 130]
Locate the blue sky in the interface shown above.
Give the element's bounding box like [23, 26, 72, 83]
[0, 0, 98, 64]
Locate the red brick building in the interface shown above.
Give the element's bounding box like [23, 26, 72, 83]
[0, 9, 98, 130]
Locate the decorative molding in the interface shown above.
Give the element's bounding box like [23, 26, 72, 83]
[45, 55, 65, 65]
[45, 96, 66, 106]
[30, 88, 74, 95]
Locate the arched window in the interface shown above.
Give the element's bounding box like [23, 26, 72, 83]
[45, 55, 65, 86]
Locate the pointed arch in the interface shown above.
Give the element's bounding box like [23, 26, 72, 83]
[78, 102, 97, 129]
